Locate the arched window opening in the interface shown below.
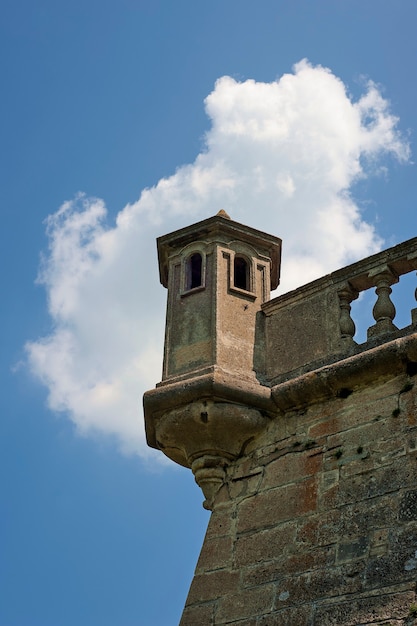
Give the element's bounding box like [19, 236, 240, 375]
[234, 256, 249, 291]
[188, 253, 202, 290]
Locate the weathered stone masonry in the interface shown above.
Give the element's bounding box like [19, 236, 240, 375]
[144, 212, 417, 625]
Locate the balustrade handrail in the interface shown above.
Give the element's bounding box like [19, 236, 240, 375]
[333, 236, 417, 293]
[264, 237, 417, 313]
[263, 236, 417, 362]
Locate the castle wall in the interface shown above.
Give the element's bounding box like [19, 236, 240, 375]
[146, 216, 417, 625]
[180, 348, 417, 625]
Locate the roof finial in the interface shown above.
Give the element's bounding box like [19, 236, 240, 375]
[216, 209, 231, 219]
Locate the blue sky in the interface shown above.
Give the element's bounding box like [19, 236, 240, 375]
[1, 1, 417, 625]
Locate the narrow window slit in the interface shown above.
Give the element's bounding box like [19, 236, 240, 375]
[234, 256, 249, 290]
[188, 253, 202, 290]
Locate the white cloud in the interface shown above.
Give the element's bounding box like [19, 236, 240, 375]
[26, 60, 410, 459]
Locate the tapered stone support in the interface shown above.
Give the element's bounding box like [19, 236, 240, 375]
[338, 284, 359, 348]
[367, 266, 399, 338]
[191, 456, 228, 510]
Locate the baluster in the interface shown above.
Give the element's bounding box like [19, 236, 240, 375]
[338, 285, 358, 348]
[367, 267, 398, 339]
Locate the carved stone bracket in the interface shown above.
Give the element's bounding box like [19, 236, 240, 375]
[143, 370, 273, 509]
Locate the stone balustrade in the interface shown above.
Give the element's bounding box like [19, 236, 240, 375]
[261, 237, 417, 384]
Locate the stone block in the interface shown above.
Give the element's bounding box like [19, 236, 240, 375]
[326, 417, 399, 458]
[314, 589, 416, 625]
[257, 604, 313, 625]
[402, 386, 417, 427]
[337, 459, 417, 508]
[195, 534, 233, 573]
[262, 449, 322, 490]
[231, 455, 263, 480]
[308, 378, 405, 440]
[318, 480, 340, 511]
[343, 374, 407, 406]
[399, 489, 417, 522]
[179, 602, 215, 626]
[308, 562, 364, 599]
[241, 560, 283, 588]
[205, 504, 233, 539]
[296, 515, 321, 547]
[337, 535, 368, 563]
[235, 522, 295, 568]
[186, 569, 240, 605]
[274, 573, 311, 607]
[237, 477, 318, 533]
[216, 584, 275, 623]
[284, 545, 335, 576]
[216, 618, 257, 626]
[309, 415, 342, 439]
[370, 527, 390, 557]
[365, 526, 417, 590]
[228, 470, 263, 499]
[314, 509, 342, 547]
[337, 496, 398, 539]
[264, 284, 340, 379]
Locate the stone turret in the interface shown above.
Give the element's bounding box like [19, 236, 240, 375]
[143, 211, 281, 509]
[144, 214, 417, 625]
